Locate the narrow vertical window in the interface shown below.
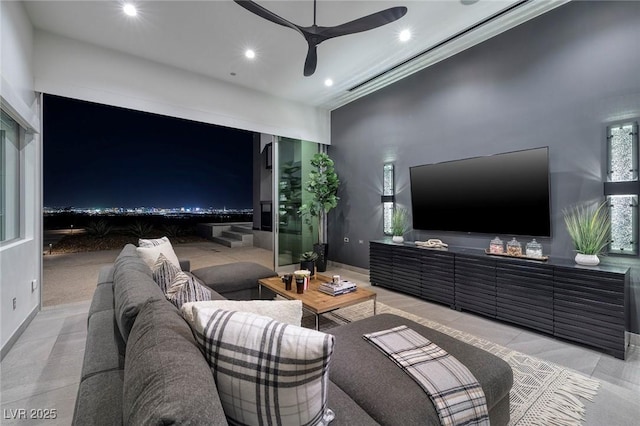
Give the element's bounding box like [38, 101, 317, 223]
[1, 110, 21, 242]
[605, 121, 639, 255]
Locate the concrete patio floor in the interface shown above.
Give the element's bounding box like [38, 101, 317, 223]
[42, 241, 273, 307]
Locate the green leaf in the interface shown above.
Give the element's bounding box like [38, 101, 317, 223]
[299, 152, 341, 244]
[563, 201, 611, 255]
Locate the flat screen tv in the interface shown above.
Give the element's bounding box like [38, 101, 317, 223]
[409, 147, 551, 237]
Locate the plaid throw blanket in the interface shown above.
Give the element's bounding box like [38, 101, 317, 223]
[363, 325, 489, 426]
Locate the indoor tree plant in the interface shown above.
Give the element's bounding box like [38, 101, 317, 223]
[299, 152, 340, 272]
[563, 200, 611, 266]
[391, 207, 408, 243]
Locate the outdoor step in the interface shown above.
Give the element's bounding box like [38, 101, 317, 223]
[230, 225, 253, 234]
[221, 230, 254, 244]
[211, 236, 244, 248]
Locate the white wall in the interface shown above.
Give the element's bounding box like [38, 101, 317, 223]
[1, 1, 42, 355]
[34, 31, 331, 144]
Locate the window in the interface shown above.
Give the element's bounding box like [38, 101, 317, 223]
[605, 121, 639, 255]
[1, 109, 21, 242]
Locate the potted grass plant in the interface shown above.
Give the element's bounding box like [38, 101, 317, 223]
[391, 208, 408, 243]
[299, 251, 319, 278]
[299, 152, 340, 272]
[563, 200, 611, 266]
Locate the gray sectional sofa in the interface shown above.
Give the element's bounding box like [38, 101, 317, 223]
[73, 244, 513, 425]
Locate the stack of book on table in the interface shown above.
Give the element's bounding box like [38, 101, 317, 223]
[318, 280, 357, 296]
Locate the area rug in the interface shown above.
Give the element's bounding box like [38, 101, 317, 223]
[305, 302, 600, 426]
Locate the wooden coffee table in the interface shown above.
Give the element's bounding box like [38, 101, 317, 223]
[258, 274, 377, 330]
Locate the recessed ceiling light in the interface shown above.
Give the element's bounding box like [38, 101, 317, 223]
[245, 49, 256, 59]
[123, 3, 137, 17]
[399, 29, 411, 42]
[324, 79, 334, 87]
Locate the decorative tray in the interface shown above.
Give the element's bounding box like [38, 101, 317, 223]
[484, 249, 549, 262]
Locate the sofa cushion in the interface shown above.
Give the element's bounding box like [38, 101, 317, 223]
[191, 308, 335, 426]
[136, 240, 181, 270]
[179, 259, 191, 272]
[166, 271, 213, 308]
[328, 314, 513, 426]
[87, 282, 114, 323]
[327, 381, 378, 426]
[115, 243, 138, 261]
[151, 253, 181, 293]
[72, 370, 124, 426]
[113, 267, 167, 343]
[114, 244, 153, 278]
[96, 264, 115, 286]
[81, 310, 126, 380]
[216, 287, 277, 301]
[181, 299, 303, 326]
[123, 299, 227, 426]
[191, 262, 278, 294]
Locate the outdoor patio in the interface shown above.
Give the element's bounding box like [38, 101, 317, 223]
[41, 241, 275, 307]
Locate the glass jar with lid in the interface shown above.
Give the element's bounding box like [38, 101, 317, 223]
[526, 239, 543, 258]
[489, 237, 504, 254]
[506, 238, 522, 256]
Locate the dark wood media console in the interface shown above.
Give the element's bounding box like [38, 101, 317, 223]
[370, 240, 630, 359]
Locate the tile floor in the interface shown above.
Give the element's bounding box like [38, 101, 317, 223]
[2, 243, 639, 425]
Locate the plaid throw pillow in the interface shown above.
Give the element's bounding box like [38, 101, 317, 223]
[181, 300, 303, 326]
[166, 272, 212, 308]
[191, 308, 336, 426]
[151, 253, 181, 293]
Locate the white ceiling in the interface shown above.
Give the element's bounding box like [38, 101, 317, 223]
[23, 1, 567, 110]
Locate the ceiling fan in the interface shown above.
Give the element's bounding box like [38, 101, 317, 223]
[234, 0, 408, 77]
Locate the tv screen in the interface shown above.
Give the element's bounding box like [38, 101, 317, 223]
[409, 147, 551, 237]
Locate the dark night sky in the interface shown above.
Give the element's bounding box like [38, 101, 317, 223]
[43, 94, 254, 209]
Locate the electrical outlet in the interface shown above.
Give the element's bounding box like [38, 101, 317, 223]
[359, 240, 364, 244]
[343, 237, 349, 243]
[31, 279, 38, 292]
[12, 298, 16, 310]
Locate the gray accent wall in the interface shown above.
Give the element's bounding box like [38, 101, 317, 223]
[329, 1, 640, 332]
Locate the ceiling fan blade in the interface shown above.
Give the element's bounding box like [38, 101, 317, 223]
[303, 43, 318, 77]
[233, 1, 303, 36]
[319, 6, 408, 39]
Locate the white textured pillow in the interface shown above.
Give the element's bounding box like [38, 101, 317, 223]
[136, 240, 181, 270]
[192, 308, 335, 426]
[138, 236, 170, 248]
[181, 300, 303, 326]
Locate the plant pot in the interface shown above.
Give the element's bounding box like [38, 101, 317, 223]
[313, 243, 328, 272]
[392, 235, 404, 243]
[300, 260, 316, 278]
[575, 253, 600, 266]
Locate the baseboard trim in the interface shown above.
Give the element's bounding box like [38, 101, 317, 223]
[628, 331, 640, 347]
[1, 305, 40, 361]
[326, 261, 370, 277]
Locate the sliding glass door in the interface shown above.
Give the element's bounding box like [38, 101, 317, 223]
[273, 137, 319, 269]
